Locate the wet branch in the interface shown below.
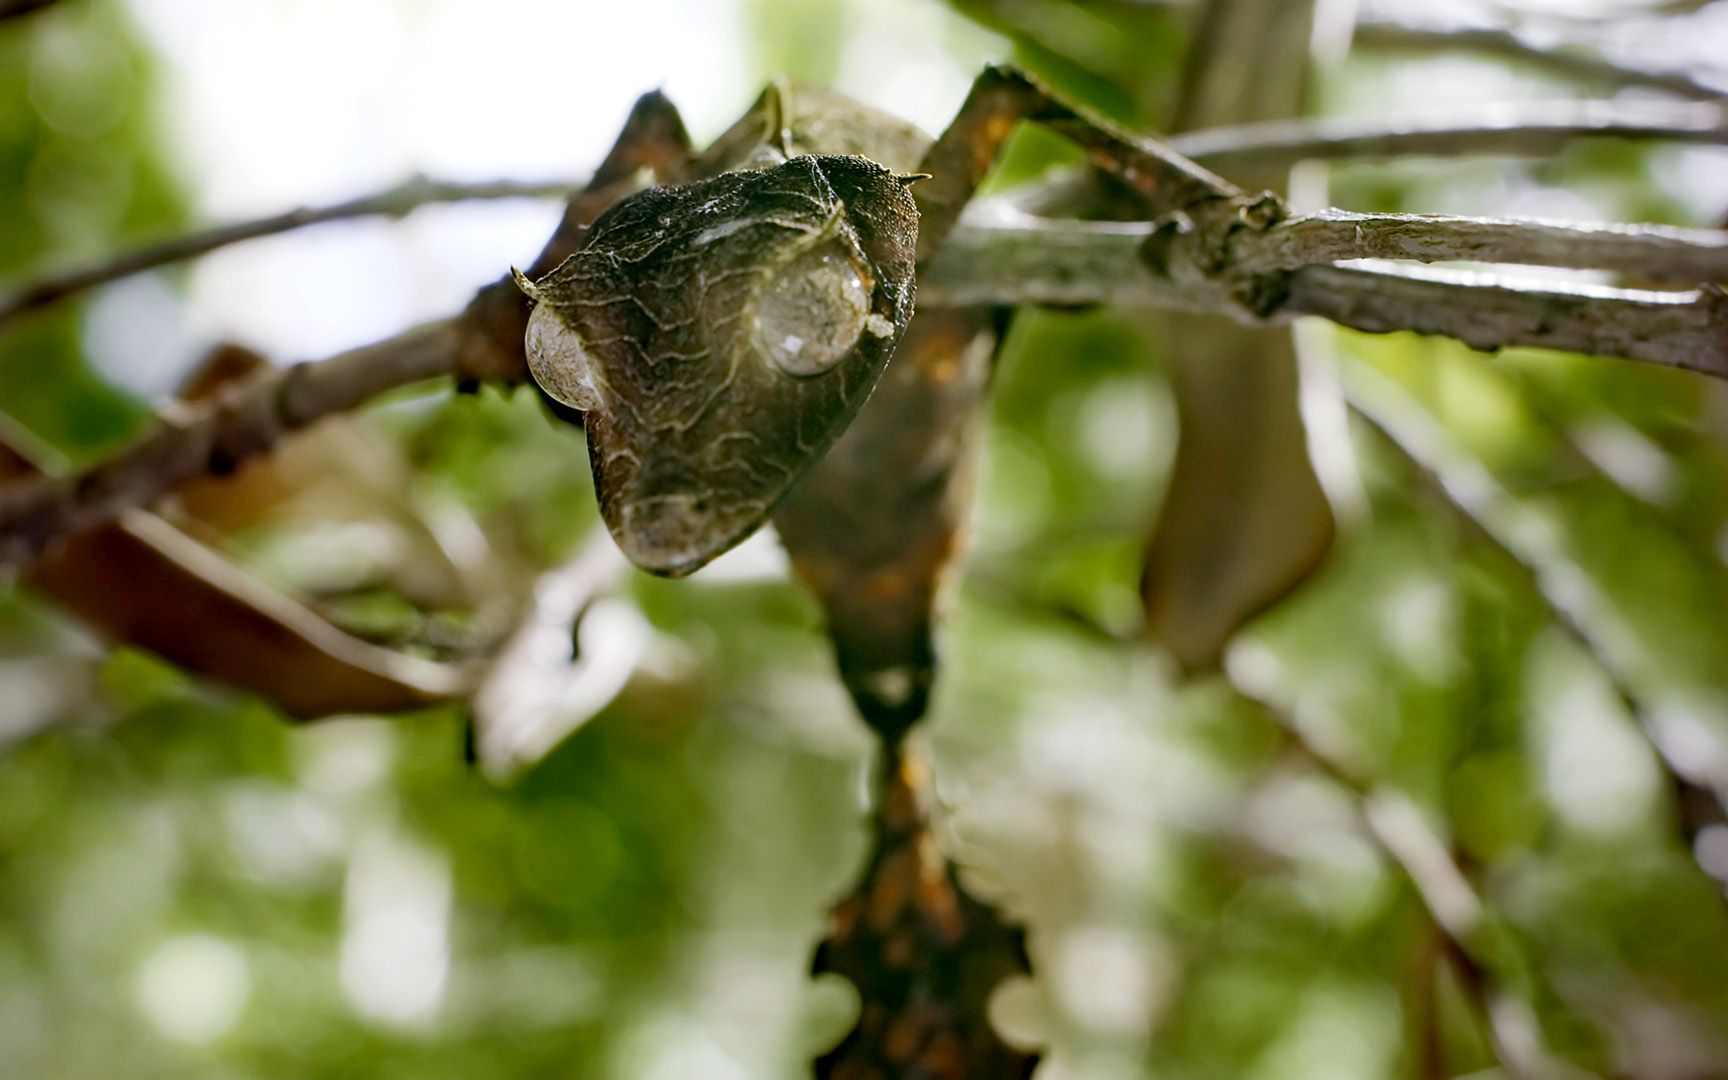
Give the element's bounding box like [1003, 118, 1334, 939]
[0, 176, 574, 329]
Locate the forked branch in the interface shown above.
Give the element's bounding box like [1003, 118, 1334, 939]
[1269, 722, 1553, 1080]
[1341, 362, 1728, 845]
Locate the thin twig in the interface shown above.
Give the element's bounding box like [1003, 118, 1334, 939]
[1244, 693, 1554, 1079]
[1076, 1, 1728, 99]
[1341, 361, 1728, 841]
[1492, 0, 1720, 17]
[0, 176, 574, 329]
[1359, 787, 1554, 1080]
[1171, 101, 1728, 172]
[0, 0, 58, 23]
[1355, 18, 1727, 101]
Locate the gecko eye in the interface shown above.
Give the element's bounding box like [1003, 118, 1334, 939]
[754, 240, 875, 377]
[525, 299, 605, 413]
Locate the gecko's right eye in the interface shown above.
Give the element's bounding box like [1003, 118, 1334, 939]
[755, 239, 874, 377]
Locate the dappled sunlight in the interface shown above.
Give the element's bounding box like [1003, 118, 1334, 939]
[135, 933, 250, 1044]
[340, 831, 452, 1028]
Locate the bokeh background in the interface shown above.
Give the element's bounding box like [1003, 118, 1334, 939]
[4, 0, 1728, 1077]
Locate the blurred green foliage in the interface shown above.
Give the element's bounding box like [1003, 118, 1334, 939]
[5, 1, 1728, 1078]
[0, 0, 178, 456]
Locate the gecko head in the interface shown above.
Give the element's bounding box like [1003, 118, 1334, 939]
[521, 154, 919, 576]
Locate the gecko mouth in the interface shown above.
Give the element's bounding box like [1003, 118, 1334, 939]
[614, 493, 735, 577]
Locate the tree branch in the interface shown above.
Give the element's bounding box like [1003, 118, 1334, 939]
[1491, 0, 1719, 18]
[1171, 101, 1728, 172]
[924, 216, 1728, 377]
[1240, 209, 1728, 284]
[2, 204, 1725, 572]
[5, 90, 1727, 575]
[0, 318, 468, 568]
[1079, 2, 1727, 101]
[1290, 263, 1726, 376]
[0, 176, 574, 329]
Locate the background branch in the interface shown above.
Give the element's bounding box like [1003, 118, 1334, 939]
[1354, 17, 1727, 100]
[1241, 690, 1555, 1080]
[0, 319, 469, 569]
[1341, 361, 1728, 845]
[0, 0, 59, 24]
[0, 176, 574, 329]
[1172, 101, 1728, 172]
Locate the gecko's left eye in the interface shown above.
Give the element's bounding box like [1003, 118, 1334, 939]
[524, 300, 604, 413]
[755, 240, 874, 377]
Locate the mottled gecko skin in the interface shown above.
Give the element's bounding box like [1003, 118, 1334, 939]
[523, 153, 917, 576]
[814, 745, 1034, 1080]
